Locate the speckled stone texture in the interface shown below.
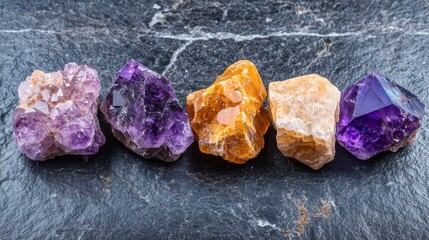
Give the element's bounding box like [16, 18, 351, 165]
[1, 1, 429, 239]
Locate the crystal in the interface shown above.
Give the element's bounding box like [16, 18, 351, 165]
[269, 74, 341, 170]
[12, 63, 105, 160]
[186, 60, 271, 164]
[336, 73, 425, 160]
[100, 60, 194, 162]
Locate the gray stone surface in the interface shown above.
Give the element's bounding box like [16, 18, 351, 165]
[0, 0, 428, 239]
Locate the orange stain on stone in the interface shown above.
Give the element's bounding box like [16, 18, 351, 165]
[186, 60, 270, 164]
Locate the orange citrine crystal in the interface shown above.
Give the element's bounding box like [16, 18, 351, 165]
[186, 60, 270, 164]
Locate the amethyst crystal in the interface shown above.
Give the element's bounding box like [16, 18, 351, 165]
[13, 63, 106, 160]
[100, 60, 194, 162]
[336, 73, 425, 160]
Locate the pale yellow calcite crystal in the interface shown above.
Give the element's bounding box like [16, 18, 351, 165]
[186, 60, 270, 164]
[268, 74, 340, 170]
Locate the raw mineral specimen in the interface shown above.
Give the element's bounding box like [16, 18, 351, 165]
[100, 60, 194, 162]
[186, 60, 271, 164]
[336, 73, 425, 160]
[13, 63, 106, 160]
[268, 74, 340, 170]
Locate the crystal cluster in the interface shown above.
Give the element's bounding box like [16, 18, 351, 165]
[269, 74, 340, 170]
[336, 73, 425, 160]
[13, 63, 106, 160]
[186, 60, 271, 164]
[100, 60, 194, 162]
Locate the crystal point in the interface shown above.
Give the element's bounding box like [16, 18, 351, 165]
[336, 73, 425, 160]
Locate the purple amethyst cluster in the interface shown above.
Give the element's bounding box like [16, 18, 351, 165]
[12, 63, 106, 160]
[336, 73, 425, 160]
[100, 60, 194, 161]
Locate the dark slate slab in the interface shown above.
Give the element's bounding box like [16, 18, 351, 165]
[0, 1, 428, 239]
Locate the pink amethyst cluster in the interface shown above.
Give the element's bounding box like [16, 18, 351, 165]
[12, 63, 106, 160]
[100, 60, 194, 162]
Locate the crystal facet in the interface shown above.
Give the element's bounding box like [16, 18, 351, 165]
[13, 63, 106, 160]
[100, 60, 194, 162]
[186, 60, 271, 164]
[336, 73, 425, 160]
[268, 74, 341, 170]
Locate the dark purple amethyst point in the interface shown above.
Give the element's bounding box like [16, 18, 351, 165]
[336, 73, 425, 160]
[100, 60, 194, 162]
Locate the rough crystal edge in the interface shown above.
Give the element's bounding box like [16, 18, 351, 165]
[100, 59, 194, 162]
[268, 74, 340, 170]
[13, 63, 106, 161]
[336, 73, 425, 160]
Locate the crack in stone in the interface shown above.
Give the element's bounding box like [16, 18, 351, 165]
[406, 31, 429, 35]
[153, 30, 366, 42]
[162, 40, 193, 76]
[0, 28, 428, 41]
[0, 29, 61, 34]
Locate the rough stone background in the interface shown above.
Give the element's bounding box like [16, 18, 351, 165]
[0, 1, 428, 239]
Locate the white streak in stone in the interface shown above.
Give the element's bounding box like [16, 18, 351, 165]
[154, 30, 366, 42]
[0, 28, 110, 35]
[256, 220, 282, 231]
[149, 12, 166, 28]
[0, 28, 364, 39]
[407, 31, 429, 35]
[0, 29, 58, 34]
[162, 41, 193, 76]
[1, 27, 428, 40]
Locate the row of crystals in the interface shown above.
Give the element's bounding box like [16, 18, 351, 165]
[12, 60, 425, 170]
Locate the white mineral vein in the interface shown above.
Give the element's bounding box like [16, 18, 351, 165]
[162, 40, 193, 76]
